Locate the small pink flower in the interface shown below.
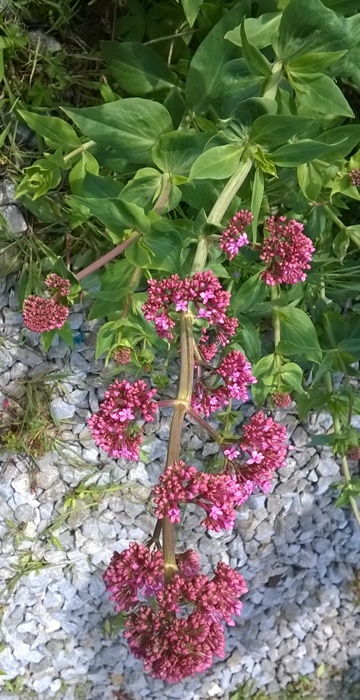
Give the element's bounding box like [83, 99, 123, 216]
[224, 445, 240, 460]
[220, 210, 253, 260]
[260, 216, 314, 286]
[23, 296, 69, 332]
[246, 450, 264, 465]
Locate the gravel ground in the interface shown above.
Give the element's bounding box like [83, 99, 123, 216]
[0, 273, 360, 700]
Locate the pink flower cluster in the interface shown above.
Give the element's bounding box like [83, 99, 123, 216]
[192, 350, 257, 416]
[123, 560, 247, 682]
[113, 347, 131, 365]
[142, 270, 238, 346]
[219, 209, 253, 260]
[236, 410, 288, 490]
[154, 460, 247, 531]
[260, 216, 315, 286]
[44, 273, 71, 296]
[87, 379, 157, 461]
[272, 392, 292, 408]
[103, 543, 164, 612]
[347, 446, 360, 460]
[23, 274, 70, 333]
[23, 296, 69, 333]
[349, 168, 360, 187]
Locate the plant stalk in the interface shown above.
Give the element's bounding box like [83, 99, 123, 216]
[77, 233, 139, 281]
[262, 60, 283, 100]
[63, 140, 96, 164]
[207, 158, 253, 226]
[162, 313, 195, 582]
[319, 284, 360, 525]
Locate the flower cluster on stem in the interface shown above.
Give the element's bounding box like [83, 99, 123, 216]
[219, 209, 253, 260]
[88, 379, 157, 461]
[260, 216, 315, 286]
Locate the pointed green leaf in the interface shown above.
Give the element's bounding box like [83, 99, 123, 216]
[276, 307, 323, 364]
[101, 41, 176, 95]
[63, 99, 173, 163]
[17, 110, 81, 148]
[189, 145, 242, 180]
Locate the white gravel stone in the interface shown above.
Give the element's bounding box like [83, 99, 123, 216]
[50, 397, 76, 421]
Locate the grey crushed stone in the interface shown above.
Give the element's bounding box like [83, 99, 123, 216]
[0, 280, 359, 700]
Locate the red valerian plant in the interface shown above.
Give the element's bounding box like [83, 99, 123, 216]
[92, 256, 290, 681]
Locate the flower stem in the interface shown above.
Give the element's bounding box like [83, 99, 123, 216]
[319, 283, 360, 525]
[323, 204, 346, 232]
[162, 313, 195, 583]
[207, 158, 253, 226]
[262, 60, 283, 100]
[271, 285, 282, 372]
[63, 140, 96, 164]
[77, 233, 139, 281]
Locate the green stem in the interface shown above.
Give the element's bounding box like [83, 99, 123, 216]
[263, 60, 283, 100]
[323, 204, 346, 232]
[63, 140, 96, 164]
[271, 284, 281, 368]
[190, 236, 209, 274]
[163, 314, 195, 583]
[207, 157, 253, 226]
[319, 284, 360, 525]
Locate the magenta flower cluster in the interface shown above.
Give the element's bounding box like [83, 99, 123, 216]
[23, 296, 69, 333]
[236, 410, 288, 491]
[88, 379, 157, 461]
[23, 274, 70, 333]
[219, 209, 253, 260]
[44, 273, 71, 296]
[142, 270, 238, 347]
[103, 543, 247, 683]
[193, 350, 257, 416]
[260, 216, 315, 286]
[154, 460, 246, 531]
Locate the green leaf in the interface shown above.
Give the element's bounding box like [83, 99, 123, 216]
[70, 197, 150, 235]
[316, 125, 360, 158]
[240, 20, 271, 77]
[278, 362, 306, 393]
[63, 99, 173, 164]
[180, 0, 204, 27]
[278, 0, 360, 62]
[225, 13, 281, 49]
[88, 259, 138, 319]
[237, 316, 261, 363]
[271, 139, 346, 167]
[57, 321, 74, 348]
[287, 50, 347, 74]
[42, 330, 56, 351]
[101, 41, 176, 95]
[249, 115, 313, 148]
[82, 172, 123, 199]
[152, 131, 210, 176]
[68, 152, 99, 197]
[290, 73, 354, 118]
[333, 230, 350, 260]
[276, 307, 323, 364]
[189, 144, 242, 180]
[297, 162, 322, 201]
[125, 222, 183, 273]
[185, 1, 250, 112]
[17, 110, 81, 148]
[232, 273, 268, 315]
